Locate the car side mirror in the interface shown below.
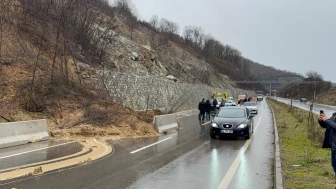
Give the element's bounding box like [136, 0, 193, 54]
[212, 114, 216, 117]
[249, 115, 254, 119]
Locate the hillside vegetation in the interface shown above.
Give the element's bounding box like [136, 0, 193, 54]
[0, 0, 316, 137]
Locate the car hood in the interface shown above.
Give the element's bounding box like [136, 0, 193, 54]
[213, 117, 247, 128]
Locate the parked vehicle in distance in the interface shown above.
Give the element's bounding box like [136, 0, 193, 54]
[300, 98, 307, 103]
[224, 101, 237, 106]
[210, 106, 254, 140]
[242, 101, 258, 114]
[256, 91, 263, 101]
[228, 96, 234, 100]
[237, 95, 246, 104]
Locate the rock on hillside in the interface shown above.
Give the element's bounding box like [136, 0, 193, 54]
[97, 13, 233, 88]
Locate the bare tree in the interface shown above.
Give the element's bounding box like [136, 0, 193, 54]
[149, 14, 159, 30]
[114, 0, 137, 16]
[0, 0, 7, 60]
[159, 18, 179, 39]
[183, 25, 193, 45]
[114, 0, 132, 12]
[192, 26, 204, 49]
[125, 14, 138, 40]
[221, 45, 242, 64]
[27, 0, 52, 111]
[202, 34, 216, 57]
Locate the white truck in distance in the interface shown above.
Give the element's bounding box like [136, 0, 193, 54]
[256, 91, 263, 101]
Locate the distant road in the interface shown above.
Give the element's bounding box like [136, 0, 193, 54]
[1, 101, 274, 189]
[272, 97, 336, 116]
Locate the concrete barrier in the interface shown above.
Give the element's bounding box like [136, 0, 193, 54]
[0, 119, 50, 149]
[153, 114, 178, 133]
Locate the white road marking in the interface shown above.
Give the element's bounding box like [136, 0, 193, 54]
[217, 103, 265, 189]
[202, 121, 211, 125]
[0, 141, 76, 160]
[130, 137, 173, 154]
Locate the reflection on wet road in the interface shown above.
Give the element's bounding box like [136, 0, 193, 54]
[127, 100, 273, 189]
[0, 140, 83, 171]
[1, 100, 274, 189]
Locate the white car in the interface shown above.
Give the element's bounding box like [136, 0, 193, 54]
[224, 102, 237, 106]
[242, 102, 258, 114]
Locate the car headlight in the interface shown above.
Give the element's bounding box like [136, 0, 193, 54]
[237, 124, 247, 128]
[211, 123, 219, 128]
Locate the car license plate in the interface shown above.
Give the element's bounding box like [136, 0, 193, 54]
[221, 130, 233, 134]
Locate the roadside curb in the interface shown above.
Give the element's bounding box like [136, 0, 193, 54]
[266, 98, 284, 189]
[0, 138, 112, 182]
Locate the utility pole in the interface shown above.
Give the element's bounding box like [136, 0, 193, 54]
[269, 83, 272, 97]
[313, 81, 316, 103]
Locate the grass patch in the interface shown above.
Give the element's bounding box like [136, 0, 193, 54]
[268, 99, 335, 189]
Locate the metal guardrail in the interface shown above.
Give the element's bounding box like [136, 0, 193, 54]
[229, 81, 319, 84]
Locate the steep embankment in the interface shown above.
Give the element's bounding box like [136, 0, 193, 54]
[0, 0, 254, 139]
[315, 87, 336, 106]
[0, 1, 159, 138]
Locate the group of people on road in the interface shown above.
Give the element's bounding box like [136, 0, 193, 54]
[198, 99, 211, 121]
[198, 98, 226, 121]
[212, 98, 226, 109]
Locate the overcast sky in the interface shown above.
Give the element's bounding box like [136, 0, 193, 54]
[123, 0, 336, 82]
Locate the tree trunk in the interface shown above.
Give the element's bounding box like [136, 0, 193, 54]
[0, 4, 4, 60]
[28, 47, 42, 109]
[51, 28, 60, 83]
[0, 17, 3, 60]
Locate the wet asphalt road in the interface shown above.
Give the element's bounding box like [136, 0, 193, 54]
[272, 97, 336, 116]
[0, 140, 83, 172]
[0, 100, 274, 189]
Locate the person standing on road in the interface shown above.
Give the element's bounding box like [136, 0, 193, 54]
[198, 99, 206, 121]
[220, 99, 225, 107]
[318, 111, 336, 186]
[244, 94, 248, 103]
[205, 99, 212, 121]
[213, 98, 218, 109]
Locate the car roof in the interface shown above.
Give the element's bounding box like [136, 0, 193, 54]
[220, 106, 246, 110]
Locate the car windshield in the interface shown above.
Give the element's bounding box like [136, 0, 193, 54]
[243, 102, 256, 106]
[217, 108, 246, 118]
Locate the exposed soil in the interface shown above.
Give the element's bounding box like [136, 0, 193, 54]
[0, 61, 161, 139]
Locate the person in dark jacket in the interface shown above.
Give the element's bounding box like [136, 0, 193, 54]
[319, 112, 336, 177]
[213, 99, 218, 109]
[198, 99, 206, 121]
[204, 99, 212, 121]
[220, 99, 226, 107]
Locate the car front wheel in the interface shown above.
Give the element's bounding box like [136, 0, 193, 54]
[210, 134, 216, 139]
[246, 126, 252, 139]
[245, 132, 251, 139]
